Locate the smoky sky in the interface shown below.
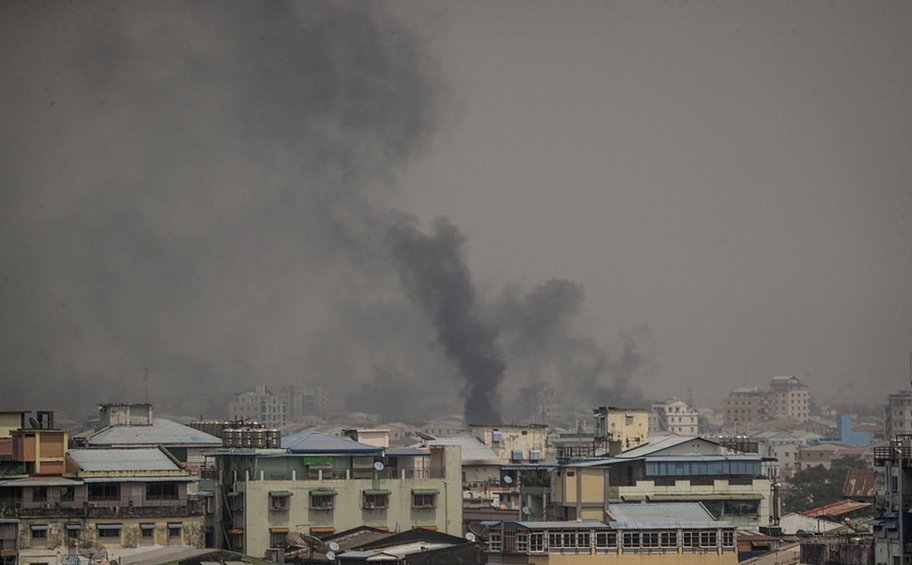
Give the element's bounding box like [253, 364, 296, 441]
[0, 0, 647, 421]
[0, 1, 451, 414]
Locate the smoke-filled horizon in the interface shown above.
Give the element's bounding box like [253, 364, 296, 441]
[0, 0, 649, 422]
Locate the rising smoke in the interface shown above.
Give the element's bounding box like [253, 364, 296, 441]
[0, 0, 650, 422]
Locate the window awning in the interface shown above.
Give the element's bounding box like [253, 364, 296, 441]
[30, 525, 49, 532]
[96, 524, 122, 530]
[139, 524, 156, 530]
[196, 490, 215, 497]
[65, 524, 83, 531]
[167, 523, 183, 529]
[269, 490, 293, 497]
[228, 528, 244, 535]
[412, 489, 439, 495]
[310, 527, 335, 534]
[270, 528, 289, 534]
[363, 489, 390, 496]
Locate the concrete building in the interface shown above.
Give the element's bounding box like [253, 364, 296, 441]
[796, 443, 867, 471]
[207, 431, 463, 558]
[872, 437, 912, 565]
[767, 376, 810, 422]
[79, 405, 221, 472]
[722, 388, 769, 431]
[551, 435, 772, 529]
[650, 399, 699, 436]
[485, 503, 736, 565]
[469, 424, 548, 464]
[885, 391, 912, 441]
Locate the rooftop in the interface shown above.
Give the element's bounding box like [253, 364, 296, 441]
[68, 447, 182, 473]
[87, 418, 221, 447]
[802, 499, 873, 518]
[412, 436, 499, 463]
[282, 431, 381, 454]
[606, 502, 733, 529]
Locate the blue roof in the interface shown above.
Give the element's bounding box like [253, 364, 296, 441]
[282, 431, 381, 454]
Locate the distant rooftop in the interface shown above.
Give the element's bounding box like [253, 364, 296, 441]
[282, 431, 380, 454]
[412, 436, 499, 463]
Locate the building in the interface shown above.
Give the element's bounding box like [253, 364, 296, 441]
[551, 435, 772, 529]
[796, 443, 867, 471]
[79, 405, 221, 472]
[0, 436, 205, 565]
[650, 399, 699, 436]
[469, 424, 548, 464]
[885, 391, 912, 441]
[484, 502, 736, 564]
[767, 376, 810, 422]
[872, 437, 912, 565]
[722, 388, 769, 431]
[207, 431, 463, 557]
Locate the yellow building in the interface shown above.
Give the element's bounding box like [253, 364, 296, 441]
[470, 424, 549, 463]
[552, 436, 771, 529]
[485, 503, 736, 565]
[210, 431, 463, 557]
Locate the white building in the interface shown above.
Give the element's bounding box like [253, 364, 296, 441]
[885, 390, 912, 440]
[649, 399, 699, 435]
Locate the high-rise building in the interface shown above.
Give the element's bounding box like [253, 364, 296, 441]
[767, 376, 810, 422]
[722, 388, 769, 430]
[886, 391, 912, 440]
[649, 398, 699, 435]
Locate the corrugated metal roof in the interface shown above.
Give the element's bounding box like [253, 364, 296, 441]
[0, 477, 82, 487]
[282, 431, 381, 454]
[68, 447, 181, 473]
[512, 520, 608, 530]
[88, 419, 221, 446]
[843, 468, 876, 499]
[802, 499, 873, 518]
[411, 436, 499, 463]
[606, 502, 733, 529]
[612, 435, 719, 459]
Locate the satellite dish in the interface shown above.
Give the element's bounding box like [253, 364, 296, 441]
[373, 461, 384, 472]
[328, 542, 340, 552]
[286, 531, 324, 549]
[325, 550, 336, 561]
[522, 506, 532, 516]
[465, 532, 476, 542]
[502, 476, 513, 484]
[490, 500, 499, 508]
[29, 417, 41, 429]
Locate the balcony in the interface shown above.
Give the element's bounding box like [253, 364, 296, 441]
[0, 500, 205, 519]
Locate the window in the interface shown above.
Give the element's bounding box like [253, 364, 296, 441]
[515, 532, 529, 552]
[576, 531, 590, 548]
[30, 526, 48, 542]
[60, 487, 75, 502]
[362, 492, 389, 509]
[530, 532, 544, 552]
[682, 531, 697, 547]
[561, 532, 575, 548]
[700, 530, 717, 548]
[412, 492, 436, 508]
[642, 532, 659, 547]
[140, 525, 155, 541]
[270, 530, 288, 548]
[623, 531, 640, 548]
[549, 532, 563, 549]
[146, 483, 178, 501]
[32, 487, 47, 502]
[660, 531, 677, 547]
[310, 492, 335, 510]
[722, 530, 735, 547]
[97, 525, 121, 540]
[595, 531, 617, 548]
[488, 530, 502, 552]
[89, 483, 120, 501]
[269, 491, 292, 511]
[167, 524, 182, 545]
[66, 525, 81, 539]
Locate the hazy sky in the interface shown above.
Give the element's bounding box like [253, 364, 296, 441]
[2, 1, 910, 417]
[394, 0, 912, 405]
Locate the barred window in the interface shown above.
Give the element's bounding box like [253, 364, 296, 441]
[310, 493, 334, 510]
[515, 532, 529, 553]
[412, 493, 436, 508]
[549, 532, 562, 549]
[488, 530, 502, 552]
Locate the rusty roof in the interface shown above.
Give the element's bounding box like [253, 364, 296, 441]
[802, 499, 873, 518]
[843, 468, 876, 499]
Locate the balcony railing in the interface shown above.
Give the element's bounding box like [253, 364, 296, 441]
[0, 500, 205, 519]
[874, 446, 912, 466]
[245, 468, 446, 481]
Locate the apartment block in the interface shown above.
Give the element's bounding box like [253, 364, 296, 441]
[885, 391, 912, 440]
[208, 431, 462, 557]
[650, 399, 699, 436]
[722, 388, 769, 430]
[768, 376, 810, 422]
[469, 423, 548, 463]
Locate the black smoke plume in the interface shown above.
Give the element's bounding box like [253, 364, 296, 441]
[387, 217, 505, 423]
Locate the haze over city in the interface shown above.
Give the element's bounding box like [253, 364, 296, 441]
[1, 0, 910, 419]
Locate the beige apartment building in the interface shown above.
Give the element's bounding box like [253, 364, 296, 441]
[768, 376, 809, 422]
[209, 431, 463, 557]
[470, 423, 549, 463]
[722, 388, 769, 431]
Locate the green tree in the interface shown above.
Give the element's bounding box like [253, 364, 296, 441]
[782, 457, 868, 513]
